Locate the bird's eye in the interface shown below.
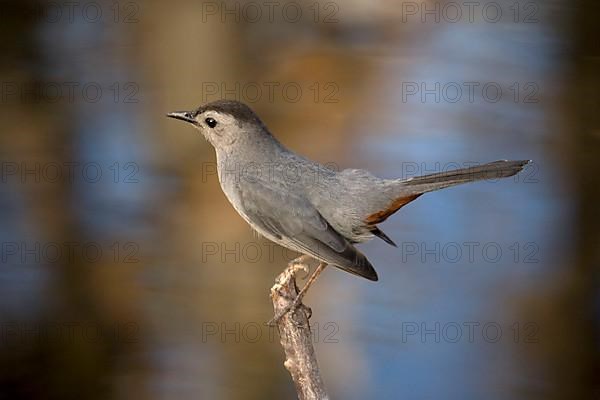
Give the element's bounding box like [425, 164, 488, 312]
[205, 117, 217, 128]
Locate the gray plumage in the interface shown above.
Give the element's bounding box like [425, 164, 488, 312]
[168, 100, 530, 281]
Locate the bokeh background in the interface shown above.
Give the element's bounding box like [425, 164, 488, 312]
[1, 0, 598, 399]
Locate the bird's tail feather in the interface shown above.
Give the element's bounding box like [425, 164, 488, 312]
[398, 159, 531, 195]
[364, 160, 530, 226]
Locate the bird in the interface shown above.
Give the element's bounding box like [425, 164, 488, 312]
[167, 100, 529, 321]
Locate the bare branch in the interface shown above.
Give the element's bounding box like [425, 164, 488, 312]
[270, 264, 329, 400]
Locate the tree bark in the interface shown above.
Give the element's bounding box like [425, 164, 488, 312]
[270, 264, 329, 400]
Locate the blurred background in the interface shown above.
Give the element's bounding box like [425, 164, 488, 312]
[0, 0, 598, 399]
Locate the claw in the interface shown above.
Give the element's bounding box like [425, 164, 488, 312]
[288, 255, 311, 279]
[267, 262, 327, 326]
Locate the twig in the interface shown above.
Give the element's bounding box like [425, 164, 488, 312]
[270, 263, 329, 400]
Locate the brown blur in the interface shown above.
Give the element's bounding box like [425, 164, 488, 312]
[0, 0, 597, 399]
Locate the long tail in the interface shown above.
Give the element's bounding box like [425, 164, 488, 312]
[398, 159, 531, 195]
[365, 160, 530, 228]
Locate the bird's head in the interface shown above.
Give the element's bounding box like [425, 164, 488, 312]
[167, 100, 268, 149]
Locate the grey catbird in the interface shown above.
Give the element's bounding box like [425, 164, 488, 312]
[168, 100, 529, 318]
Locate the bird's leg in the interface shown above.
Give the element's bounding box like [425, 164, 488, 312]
[289, 261, 327, 313]
[268, 262, 327, 326]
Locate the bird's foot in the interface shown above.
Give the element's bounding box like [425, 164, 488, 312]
[288, 254, 312, 277]
[267, 262, 327, 326]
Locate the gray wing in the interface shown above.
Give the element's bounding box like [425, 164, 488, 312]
[238, 179, 378, 281]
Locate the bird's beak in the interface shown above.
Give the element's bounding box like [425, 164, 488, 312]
[166, 111, 196, 124]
